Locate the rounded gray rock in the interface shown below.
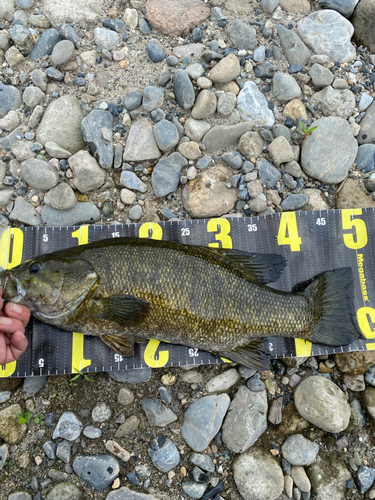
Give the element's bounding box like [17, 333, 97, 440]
[152, 152, 187, 197]
[51, 39, 75, 66]
[273, 73, 301, 102]
[148, 435, 180, 472]
[73, 455, 119, 491]
[217, 92, 237, 116]
[301, 116, 358, 184]
[294, 376, 351, 432]
[153, 119, 179, 152]
[94, 28, 119, 51]
[46, 482, 83, 500]
[129, 204, 142, 221]
[233, 447, 284, 500]
[281, 194, 308, 210]
[68, 151, 106, 193]
[30, 28, 61, 60]
[282, 434, 319, 465]
[21, 158, 59, 190]
[309, 63, 334, 87]
[173, 69, 195, 110]
[81, 109, 114, 169]
[143, 86, 164, 112]
[124, 92, 142, 111]
[0, 83, 21, 118]
[92, 403, 112, 423]
[53, 412, 83, 441]
[22, 85, 45, 109]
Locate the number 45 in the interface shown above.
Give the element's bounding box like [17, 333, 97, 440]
[316, 218, 326, 226]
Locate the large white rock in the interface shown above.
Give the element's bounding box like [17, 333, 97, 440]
[237, 81, 275, 127]
[297, 10, 355, 63]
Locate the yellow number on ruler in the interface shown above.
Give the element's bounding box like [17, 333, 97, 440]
[71, 226, 91, 372]
[139, 222, 163, 240]
[341, 209, 368, 250]
[143, 339, 169, 367]
[0, 228, 24, 378]
[277, 212, 301, 252]
[294, 338, 312, 357]
[72, 226, 89, 245]
[207, 218, 233, 249]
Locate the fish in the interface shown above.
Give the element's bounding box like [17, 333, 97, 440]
[0, 237, 361, 370]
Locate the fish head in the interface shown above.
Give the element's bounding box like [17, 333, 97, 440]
[0, 257, 98, 322]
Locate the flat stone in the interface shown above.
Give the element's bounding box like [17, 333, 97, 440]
[222, 386, 267, 453]
[31, 28, 61, 60]
[309, 86, 355, 119]
[257, 158, 282, 188]
[281, 194, 308, 210]
[143, 86, 164, 112]
[297, 10, 355, 63]
[153, 119, 179, 152]
[83, 426, 102, 439]
[0, 190, 14, 207]
[181, 394, 230, 452]
[53, 412, 83, 441]
[283, 99, 308, 121]
[206, 368, 240, 393]
[262, 0, 280, 12]
[0, 110, 19, 132]
[309, 63, 334, 87]
[0, 0, 14, 20]
[8, 494, 31, 500]
[307, 454, 352, 498]
[237, 81, 275, 127]
[182, 481, 206, 498]
[184, 118, 210, 142]
[301, 116, 357, 184]
[21, 158, 59, 190]
[268, 136, 295, 165]
[141, 399, 177, 427]
[294, 375, 351, 432]
[68, 150, 106, 192]
[217, 92, 237, 116]
[36, 95, 85, 154]
[225, 19, 257, 50]
[273, 73, 301, 102]
[124, 92, 142, 111]
[152, 152, 187, 197]
[92, 403, 112, 423]
[233, 447, 284, 500]
[123, 121, 161, 161]
[279, 0, 310, 13]
[105, 440, 130, 462]
[0, 443, 9, 471]
[178, 141, 201, 160]
[320, 0, 358, 16]
[238, 131, 264, 160]
[51, 40, 75, 65]
[222, 151, 243, 169]
[173, 69, 195, 110]
[149, 435, 180, 472]
[145, 0, 210, 37]
[276, 24, 312, 66]
[73, 455, 119, 491]
[186, 62, 205, 80]
[23, 376, 47, 396]
[81, 110, 113, 169]
[106, 487, 159, 500]
[120, 171, 147, 193]
[190, 453, 214, 472]
[182, 164, 238, 218]
[0, 404, 27, 445]
[41, 202, 101, 226]
[115, 416, 140, 438]
[94, 27, 119, 50]
[358, 101, 375, 145]
[174, 43, 205, 59]
[10, 197, 41, 226]
[291, 465, 311, 492]
[282, 434, 319, 465]
[202, 122, 252, 153]
[208, 53, 240, 84]
[46, 482, 83, 500]
[6, 46, 25, 67]
[0, 83, 21, 118]
[8, 24, 32, 48]
[11, 141, 35, 162]
[352, 0, 375, 53]
[59, 24, 80, 46]
[191, 90, 217, 120]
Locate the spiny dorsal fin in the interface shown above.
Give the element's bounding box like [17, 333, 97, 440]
[198, 247, 286, 284]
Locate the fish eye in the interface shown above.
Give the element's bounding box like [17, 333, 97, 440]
[29, 262, 42, 273]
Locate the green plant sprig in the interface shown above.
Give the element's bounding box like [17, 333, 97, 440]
[70, 368, 95, 386]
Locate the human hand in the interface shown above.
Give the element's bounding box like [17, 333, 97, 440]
[0, 288, 30, 365]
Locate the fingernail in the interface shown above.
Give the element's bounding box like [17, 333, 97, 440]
[0, 317, 13, 325]
[9, 303, 22, 314]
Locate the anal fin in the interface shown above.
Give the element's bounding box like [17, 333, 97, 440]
[101, 334, 135, 356]
[219, 338, 270, 371]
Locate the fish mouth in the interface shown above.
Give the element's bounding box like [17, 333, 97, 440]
[0, 271, 27, 303]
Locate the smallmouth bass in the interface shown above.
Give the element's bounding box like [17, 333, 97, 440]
[0, 237, 361, 369]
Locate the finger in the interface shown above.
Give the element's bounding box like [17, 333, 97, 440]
[9, 330, 28, 362]
[0, 288, 3, 311]
[3, 303, 30, 328]
[0, 316, 25, 335]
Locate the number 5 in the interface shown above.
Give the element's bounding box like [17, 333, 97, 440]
[341, 209, 368, 250]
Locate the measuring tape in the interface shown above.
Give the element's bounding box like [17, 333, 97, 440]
[1, 207, 374, 378]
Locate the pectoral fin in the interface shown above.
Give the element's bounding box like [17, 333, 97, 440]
[96, 295, 151, 326]
[101, 334, 135, 356]
[219, 338, 270, 371]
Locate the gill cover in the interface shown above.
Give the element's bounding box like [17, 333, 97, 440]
[2, 258, 98, 321]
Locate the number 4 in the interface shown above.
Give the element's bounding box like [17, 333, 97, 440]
[277, 213, 301, 252]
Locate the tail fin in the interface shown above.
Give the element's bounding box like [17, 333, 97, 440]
[306, 268, 361, 346]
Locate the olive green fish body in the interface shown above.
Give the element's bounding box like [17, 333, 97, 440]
[0, 237, 361, 369]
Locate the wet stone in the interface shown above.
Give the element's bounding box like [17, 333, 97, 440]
[81, 109, 113, 169]
[141, 398, 177, 427]
[73, 455, 120, 491]
[148, 435, 180, 472]
[247, 372, 266, 392]
[31, 28, 61, 60]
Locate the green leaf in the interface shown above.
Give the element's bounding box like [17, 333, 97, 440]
[307, 125, 318, 133]
[16, 413, 23, 419]
[70, 374, 80, 382]
[83, 374, 94, 382]
[19, 418, 26, 424]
